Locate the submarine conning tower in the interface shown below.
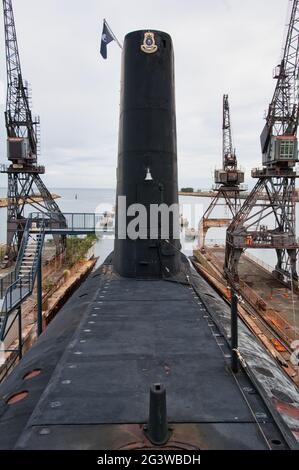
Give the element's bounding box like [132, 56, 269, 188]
[114, 30, 181, 279]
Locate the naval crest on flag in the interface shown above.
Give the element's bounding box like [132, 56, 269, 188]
[141, 32, 158, 54]
[100, 20, 114, 59]
[100, 19, 123, 59]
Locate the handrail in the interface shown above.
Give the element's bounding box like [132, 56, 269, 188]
[0, 209, 104, 373]
[0, 271, 16, 298]
[0, 209, 109, 343]
[30, 211, 107, 232]
[1, 210, 99, 306]
[15, 217, 32, 276]
[1, 273, 32, 314]
[0, 219, 45, 341]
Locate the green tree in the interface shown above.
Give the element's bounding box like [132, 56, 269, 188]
[64, 234, 97, 268]
[180, 187, 194, 193]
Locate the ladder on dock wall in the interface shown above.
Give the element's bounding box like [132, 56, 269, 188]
[0, 218, 45, 342]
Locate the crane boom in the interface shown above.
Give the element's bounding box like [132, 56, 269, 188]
[3, 0, 38, 163]
[222, 94, 237, 171]
[214, 95, 244, 187]
[1, 0, 65, 262]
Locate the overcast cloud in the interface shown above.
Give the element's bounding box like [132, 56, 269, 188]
[0, 0, 293, 189]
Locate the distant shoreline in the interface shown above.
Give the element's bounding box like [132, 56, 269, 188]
[179, 190, 299, 202]
[0, 193, 60, 208]
[0, 187, 116, 191]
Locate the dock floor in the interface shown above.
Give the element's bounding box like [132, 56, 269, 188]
[205, 247, 299, 337]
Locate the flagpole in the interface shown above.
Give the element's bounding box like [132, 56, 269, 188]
[104, 19, 123, 49]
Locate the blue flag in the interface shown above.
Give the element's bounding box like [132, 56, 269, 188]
[100, 21, 114, 59]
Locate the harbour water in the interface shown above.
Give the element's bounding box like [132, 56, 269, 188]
[0, 187, 298, 269]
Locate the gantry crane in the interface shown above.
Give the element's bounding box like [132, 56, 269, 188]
[199, 94, 244, 247]
[0, 0, 65, 262]
[225, 0, 299, 285]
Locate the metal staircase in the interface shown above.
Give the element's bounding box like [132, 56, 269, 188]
[0, 217, 45, 341]
[0, 210, 109, 353]
[17, 231, 43, 283]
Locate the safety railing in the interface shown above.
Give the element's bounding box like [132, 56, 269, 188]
[15, 217, 34, 276]
[1, 272, 33, 317]
[0, 210, 114, 346]
[0, 271, 16, 298]
[0, 218, 45, 341]
[30, 211, 113, 233]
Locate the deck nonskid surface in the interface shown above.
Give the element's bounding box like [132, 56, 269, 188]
[30, 279, 257, 424]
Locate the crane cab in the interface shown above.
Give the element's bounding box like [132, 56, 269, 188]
[262, 135, 298, 167]
[214, 168, 245, 185]
[7, 136, 35, 165]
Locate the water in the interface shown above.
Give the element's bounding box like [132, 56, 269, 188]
[0, 187, 115, 243]
[1, 187, 299, 269]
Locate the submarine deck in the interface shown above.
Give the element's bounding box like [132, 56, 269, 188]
[0, 257, 291, 449]
[21, 280, 264, 425]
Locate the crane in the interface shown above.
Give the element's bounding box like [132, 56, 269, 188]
[222, 94, 237, 173]
[199, 95, 244, 247]
[225, 0, 299, 284]
[1, 0, 65, 262]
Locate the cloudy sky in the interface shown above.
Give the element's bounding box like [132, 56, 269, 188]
[0, 0, 293, 190]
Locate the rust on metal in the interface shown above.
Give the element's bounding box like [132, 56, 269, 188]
[193, 247, 299, 386]
[23, 369, 42, 380]
[270, 338, 287, 353]
[6, 390, 28, 405]
[116, 424, 203, 450]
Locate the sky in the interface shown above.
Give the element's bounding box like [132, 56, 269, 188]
[0, 0, 294, 190]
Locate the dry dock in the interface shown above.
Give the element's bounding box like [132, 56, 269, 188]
[193, 246, 299, 385]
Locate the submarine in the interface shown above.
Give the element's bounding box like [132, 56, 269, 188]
[0, 29, 298, 451]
